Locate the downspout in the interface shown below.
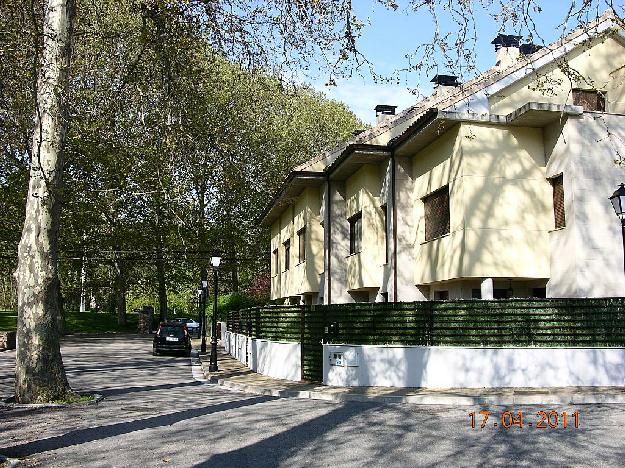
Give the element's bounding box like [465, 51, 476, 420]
[391, 150, 398, 302]
[326, 175, 332, 305]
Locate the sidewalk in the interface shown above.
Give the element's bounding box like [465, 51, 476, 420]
[192, 341, 625, 406]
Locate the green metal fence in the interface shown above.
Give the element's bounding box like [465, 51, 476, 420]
[226, 298, 625, 382]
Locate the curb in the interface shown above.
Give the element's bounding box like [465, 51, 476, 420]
[196, 353, 625, 406]
[215, 379, 625, 406]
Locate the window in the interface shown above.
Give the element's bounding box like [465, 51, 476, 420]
[472, 289, 481, 299]
[423, 186, 450, 242]
[349, 212, 362, 255]
[572, 89, 605, 112]
[297, 227, 306, 263]
[550, 174, 565, 229]
[493, 289, 508, 299]
[283, 239, 290, 271]
[381, 205, 388, 264]
[532, 287, 547, 298]
[381, 292, 389, 303]
[434, 290, 449, 300]
[272, 248, 279, 275]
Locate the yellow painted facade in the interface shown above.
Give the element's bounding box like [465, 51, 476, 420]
[413, 123, 551, 285]
[270, 187, 323, 300]
[265, 17, 625, 303]
[344, 165, 386, 290]
[490, 35, 625, 114]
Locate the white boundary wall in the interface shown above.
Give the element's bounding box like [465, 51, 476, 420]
[223, 331, 301, 381]
[324, 344, 625, 388]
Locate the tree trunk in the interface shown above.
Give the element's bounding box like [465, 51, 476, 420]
[113, 252, 126, 326]
[156, 237, 167, 322]
[14, 0, 75, 403]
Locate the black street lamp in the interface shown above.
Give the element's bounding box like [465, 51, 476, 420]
[609, 184, 625, 292]
[199, 270, 208, 353]
[209, 254, 222, 372]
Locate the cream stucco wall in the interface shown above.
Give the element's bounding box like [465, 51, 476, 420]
[490, 35, 625, 115]
[414, 123, 551, 285]
[270, 187, 323, 300]
[546, 113, 625, 297]
[345, 165, 386, 291]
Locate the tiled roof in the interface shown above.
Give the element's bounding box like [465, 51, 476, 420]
[295, 9, 622, 172]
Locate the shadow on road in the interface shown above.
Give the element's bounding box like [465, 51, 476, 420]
[3, 395, 274, 458]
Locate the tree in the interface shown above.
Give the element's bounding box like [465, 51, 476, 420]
[14, 0, 76, 403]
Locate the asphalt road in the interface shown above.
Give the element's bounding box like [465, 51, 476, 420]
[1, 336, 625, 467]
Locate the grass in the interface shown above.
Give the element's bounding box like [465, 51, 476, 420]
[0, 310, 139, 334]
[52, 393, 96, 405]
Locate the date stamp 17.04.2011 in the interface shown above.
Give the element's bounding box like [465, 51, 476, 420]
[468, 410, 580, 429]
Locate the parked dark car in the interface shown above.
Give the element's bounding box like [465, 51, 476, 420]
[153, 322, 192, 357]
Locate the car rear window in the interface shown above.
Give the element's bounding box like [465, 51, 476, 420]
[160, 326, 184, 337]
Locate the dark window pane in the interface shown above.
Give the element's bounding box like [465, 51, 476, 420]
[381, 205, 388, 263]
[434, 290, 449, 300]
[532, 287, 547, 298]
[283, 240, 290, 270]
[349, 212, 362, 254]
[298, 228, 306, 263]
[472, 289, 481, 299]
[272, 249, 278, 275]
[493, 289, 508, 299]
[550, 174, 565, 229]
[423, 186, 450, 241]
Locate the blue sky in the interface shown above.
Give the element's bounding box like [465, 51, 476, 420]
[315, 1, 623, 124]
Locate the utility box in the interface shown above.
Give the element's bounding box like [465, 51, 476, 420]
[329, 352, 344, 366]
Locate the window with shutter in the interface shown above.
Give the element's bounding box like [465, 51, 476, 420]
[381, 204, 388, 264]
[272, 248, 279, 276]
[572, 89, 605, 111]
[423, 186, 450, 242]
[349, 212, 362, 254]
[550, 174, 565, 229]
[283, 239, 290, 271]
[297, 227, 306, 263]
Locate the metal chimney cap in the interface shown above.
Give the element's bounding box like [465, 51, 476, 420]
[491, 34, 522, 50]
[374, 104, 397, 116]
[430, 74, 460, 87]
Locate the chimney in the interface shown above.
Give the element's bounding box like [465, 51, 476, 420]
[519, 43, 542, 56]
[375, 104, 397, 124]
[431, 74, 460, 98]
[491, 34, 521, 69]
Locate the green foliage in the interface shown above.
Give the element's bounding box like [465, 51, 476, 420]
[0, 311, 17, 331]
[209, 292, 267, 321]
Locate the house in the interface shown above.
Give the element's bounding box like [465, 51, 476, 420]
[260, 10, 625, 305]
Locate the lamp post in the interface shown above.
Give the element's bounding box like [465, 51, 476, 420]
[609, 184, 625, 292]
[199, 270, 209, 353]
[209, 254, 221, 372]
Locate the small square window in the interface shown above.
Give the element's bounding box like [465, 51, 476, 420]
[434, 290, 449, 300]
[423, 186, 450, 242]
[572, 88, 605, 112]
